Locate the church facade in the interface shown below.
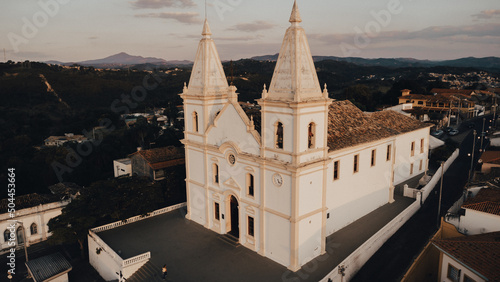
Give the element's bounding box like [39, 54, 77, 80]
[181, 2, 431, 271]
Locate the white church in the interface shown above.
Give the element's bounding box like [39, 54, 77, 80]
[181, 1, 431, 271]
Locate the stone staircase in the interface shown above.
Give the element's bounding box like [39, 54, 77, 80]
[218, 233, 240, 247]
[126, 261, 164, 282]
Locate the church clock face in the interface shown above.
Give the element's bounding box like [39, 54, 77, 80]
[273, 173, 283, 187]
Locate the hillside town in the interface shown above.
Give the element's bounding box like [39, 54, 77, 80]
[2, 1, 500, 282]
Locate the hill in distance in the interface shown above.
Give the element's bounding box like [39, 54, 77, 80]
[46, 52, 192, 68]
[251, 54, 500, 71]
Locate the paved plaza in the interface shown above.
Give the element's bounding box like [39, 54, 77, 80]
[98, 195, 414, 282]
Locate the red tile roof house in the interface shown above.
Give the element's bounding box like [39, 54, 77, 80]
[129, 146, 185, 181]
[445, 188, 500, 236]
[432, 232, 500, 282]
[479, 150, 500, 174]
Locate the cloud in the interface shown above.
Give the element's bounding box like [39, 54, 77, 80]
[472, 10, 500, 20]
[309, 23, 500, 45]
[136, 12, 202, 24]
[131, 0, 196, 9]
[227, 21, 276, 32]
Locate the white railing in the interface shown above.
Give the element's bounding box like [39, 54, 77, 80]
[91, 202, 186, 233]
[89, 230, 123, 264]
[123, 252, 151, 267]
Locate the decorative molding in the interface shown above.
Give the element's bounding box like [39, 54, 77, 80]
[223, 177, 241, 191]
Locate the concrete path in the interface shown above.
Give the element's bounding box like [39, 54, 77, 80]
[98, 195, 414, 282]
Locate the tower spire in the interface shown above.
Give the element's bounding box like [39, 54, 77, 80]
[289, 0, 302, 24]
[266, 0, 323, 102]
[202, 18, 212, 37]
[185, 17, 228, 97]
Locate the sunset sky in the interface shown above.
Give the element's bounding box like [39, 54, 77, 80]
[1, 0, 500, 62]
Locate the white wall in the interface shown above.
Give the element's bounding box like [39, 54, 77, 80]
[326, 141, 392, 235]
[113, 160, 131, 178]
[456, 209, 500, 235]
[206, 104, 260, 155]
[265, 212, 291, 267]
[298, 212, 322, 267]
[0, 200, 69, 250]
[88, 233, 122, 281]
[439, 253, 485, 282]
[394, 128, 429, 185]
[188, 184, 206, 226]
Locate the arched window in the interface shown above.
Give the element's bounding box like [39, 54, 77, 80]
[30, 223, 38, 235]
[16, 227, 24, 245]
[3, 230, 9, 242]
[213, 163, 219, 184]
[308, 122, 316, 149]
[247, 173, 254, 197]
[192, 111, 199, 132]
[275, 122, 284, 149]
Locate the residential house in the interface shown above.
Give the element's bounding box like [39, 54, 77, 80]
[445, 187, 500, 235]
[129, 146, 184, 181]
[432, 232, 500, 282]
[1, 194, 71, 251]
[113, 158, 132, 178]
[44, 133, 87, 147]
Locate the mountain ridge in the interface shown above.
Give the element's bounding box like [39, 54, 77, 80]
[44, 52, 500, 71]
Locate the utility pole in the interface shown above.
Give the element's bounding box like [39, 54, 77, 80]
[468, 130, 477, 188]
[480, 117, 486, 152]
[437, 162, 444, 228]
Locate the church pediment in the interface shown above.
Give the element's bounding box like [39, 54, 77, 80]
[223, 177, 241, 191]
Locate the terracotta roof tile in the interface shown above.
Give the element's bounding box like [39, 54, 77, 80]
[462, 188, 500, 216]
[432, 232, 500, 281]
[327, 101, 398, 151]
[0, 193, 60, 211]
[369, 110, 432, 134]
[129, 146, 184, 165]
[327, 101, 431, 151]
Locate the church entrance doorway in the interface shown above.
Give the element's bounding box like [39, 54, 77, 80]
[229, 196, 239, 238]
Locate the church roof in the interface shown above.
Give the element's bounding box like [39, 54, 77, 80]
[369, 110, 431, 134]
[266, 1, 324, 102]
[328, 101, 397, 151]
[327, 101, 431, 151]
[186, 19, 229, 96]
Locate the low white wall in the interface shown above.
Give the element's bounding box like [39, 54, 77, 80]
[320, 201, 421, 282]
[89, 202, 187, 281]
[422, 149, 459, 202]
[320, 149, 459, 282]
[88, 231, 122, 281]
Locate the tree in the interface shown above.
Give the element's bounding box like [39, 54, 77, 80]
[48, 177, 165, 257]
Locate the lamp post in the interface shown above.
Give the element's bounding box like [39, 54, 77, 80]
[480, 118, 486, 152]
[468, 130, 477, 188]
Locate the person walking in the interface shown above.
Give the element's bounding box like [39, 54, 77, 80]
[162, 264, 167, 280]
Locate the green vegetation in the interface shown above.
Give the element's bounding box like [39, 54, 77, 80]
[48, 174, 186, 256]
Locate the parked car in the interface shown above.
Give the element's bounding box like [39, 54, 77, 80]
[431, 130, 444, 137]
[449, 130, 459, 136]
[444, 127, 453, 133]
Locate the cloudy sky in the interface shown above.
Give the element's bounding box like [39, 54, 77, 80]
[1, 0, 500, 62]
